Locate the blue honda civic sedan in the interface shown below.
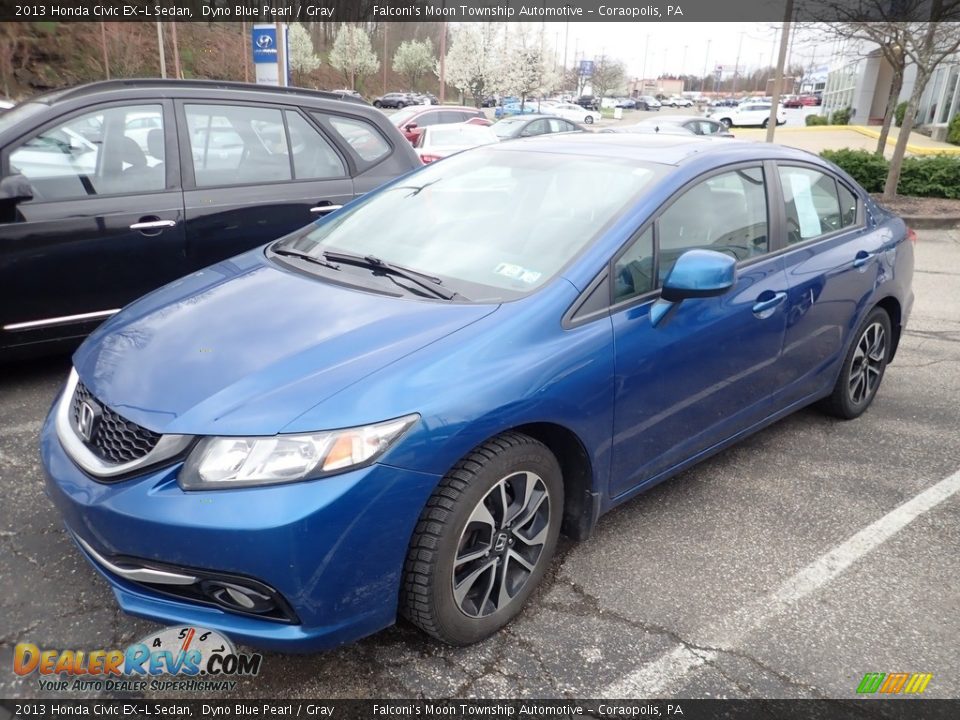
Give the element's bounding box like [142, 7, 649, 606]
[41, 134, 914, 651]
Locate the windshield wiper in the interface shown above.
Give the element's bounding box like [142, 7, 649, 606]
[322, 250, 458, 301]
[272, 248, 342, 272]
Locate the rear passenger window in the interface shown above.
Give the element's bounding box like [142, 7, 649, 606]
[326, 116, 390, 163]
[284, 111, 345, 179]
[186, 104, 290, 187]
[778, 166, 842, 243]
[657, 166, 768, 279]
[838, 182, 859, 227]
[439, 111, 466, 124]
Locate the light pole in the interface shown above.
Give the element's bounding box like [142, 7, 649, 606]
[701, 39, 711, 93]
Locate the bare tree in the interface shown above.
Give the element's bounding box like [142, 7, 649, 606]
[590, 55, 626, 100]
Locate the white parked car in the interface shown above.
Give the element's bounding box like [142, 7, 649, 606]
[665, 96, 694, 108]
[414, 123, 499, 164]
[549, 102, 602, 125]
[709, 102, 786, 128]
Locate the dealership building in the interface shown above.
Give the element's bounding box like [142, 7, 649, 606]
[820, 46, 960, 140]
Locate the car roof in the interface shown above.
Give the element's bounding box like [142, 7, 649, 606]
[487, 133, 825, 167]
[29, 79, 370, 107]
[497, 114, 568, 122]
[637, 115, 717, 124]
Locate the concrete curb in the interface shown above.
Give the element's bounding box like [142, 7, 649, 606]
[897, 214, 960, 229]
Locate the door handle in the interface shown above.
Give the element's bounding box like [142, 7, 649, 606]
[752, 291, 787, 316]
[130, 219, 176, 231]
[853, 250, 875, 268]
[310, 205, 343, 214]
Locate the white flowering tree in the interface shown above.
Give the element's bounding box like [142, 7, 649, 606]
[501, 26, 561, 110]
[441, 23, 506, 108]
[329, 25, 380, 92]
[287, 23, 321, 86]
[392, 39, 434, 91]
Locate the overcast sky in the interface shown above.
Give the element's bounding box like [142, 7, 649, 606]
[546, 22, 833, 79]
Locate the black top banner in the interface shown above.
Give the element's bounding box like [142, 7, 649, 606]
[2, 699, 960, 720]
[2, 0, 960, 22]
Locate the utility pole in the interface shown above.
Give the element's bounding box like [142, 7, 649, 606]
[171, 21, 182, 79]
[640, 34, 650, 93]
[242, 22, 250, 83]
[275, 22, 286, 87]
[767, 0, 793, 142]
[701, 39, 711, 92]
[439, 23, 447, 103]
[100, 22, 110, 79]
[732, 31, 744, 95]
[156, 21, 166, 78]
[382, 25, 388, 94]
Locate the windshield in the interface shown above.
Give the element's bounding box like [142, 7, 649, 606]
[0, 101, 45, 135]
[390, 107, 420, 127]
[492, 120, 525, 137]
[274, 146, 664, 302]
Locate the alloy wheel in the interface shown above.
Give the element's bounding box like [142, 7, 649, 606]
[848, 322, 886, 405]
[452, 471, 551, 618]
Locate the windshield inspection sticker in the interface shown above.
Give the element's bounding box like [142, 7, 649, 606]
[494, 263, 542, 284]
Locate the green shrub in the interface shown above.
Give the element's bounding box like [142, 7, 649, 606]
[829, 106, 852, 125]
[947, 113, 960, 146]
[805, 114, 829, 126]
[894, 101, 909, 127]
[820, 148, 888, 192]
[821, 148, 960, 197]
[898, 154, 960, 198]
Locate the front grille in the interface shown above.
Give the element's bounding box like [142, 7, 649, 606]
[71, 382, 161, 464]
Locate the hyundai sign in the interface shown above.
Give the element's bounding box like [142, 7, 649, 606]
[252, 26, 277, 64]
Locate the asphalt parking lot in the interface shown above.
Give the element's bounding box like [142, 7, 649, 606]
[2, 227, 958, 700]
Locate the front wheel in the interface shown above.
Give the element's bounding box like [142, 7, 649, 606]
[400, 432, 564, 645]
[819, 307, 892, 419]
[762, 118, 769, 128]
[584, 115, 594, 124]
[720, 118, 733, 128]
[373, 101, 383, 108]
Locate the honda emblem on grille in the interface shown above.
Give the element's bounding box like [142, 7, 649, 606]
[77, 401, 98, 442]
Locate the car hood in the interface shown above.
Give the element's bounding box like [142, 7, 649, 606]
[73, 251, 497, 436]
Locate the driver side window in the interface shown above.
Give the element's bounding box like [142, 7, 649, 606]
[657, 166, 768, 281]
[9, 104, 165, 202]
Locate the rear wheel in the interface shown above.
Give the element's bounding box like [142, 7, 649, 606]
[584, 116, 594, 124]
[720, 118, 733, 128]
[397, 102, 406, 108]
[762, 118, 769, 128]
[373, 100, 383, 108]
[400, 432, 563, 645]
[819, 307, 892, 419]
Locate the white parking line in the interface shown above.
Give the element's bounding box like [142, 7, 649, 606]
[603, 467, 960, 697]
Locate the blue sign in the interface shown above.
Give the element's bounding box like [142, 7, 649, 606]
[579, 60, 595, 78]
[252, 27, 278, 65]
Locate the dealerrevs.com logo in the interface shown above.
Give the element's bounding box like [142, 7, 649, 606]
[856, 672, 933, 695]
[13, 626, 262, 692]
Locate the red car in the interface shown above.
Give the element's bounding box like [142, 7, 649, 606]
[800, 94, 821, 106]
[782, 96, 803, 109]
[389, 105, 491, 144]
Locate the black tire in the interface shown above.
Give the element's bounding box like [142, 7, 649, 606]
[720, 118, 733, 128]
[584, 116, 594, 124]
[397, 102, 406, 108]
[762, 118, 769, 128]
[373, 100, 383, 108]
[819, 306, 892, 419]
[400, 432, 564, 646]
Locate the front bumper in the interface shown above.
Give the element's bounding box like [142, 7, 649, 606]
[40, 401, 442, 652]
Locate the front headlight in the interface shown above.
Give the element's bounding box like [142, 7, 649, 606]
[178, 414, 418, 490]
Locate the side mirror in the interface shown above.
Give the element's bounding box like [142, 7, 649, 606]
[651, 249, 736, 327]
[404, 123, 418, 132]
[0, 174, 34, 203]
